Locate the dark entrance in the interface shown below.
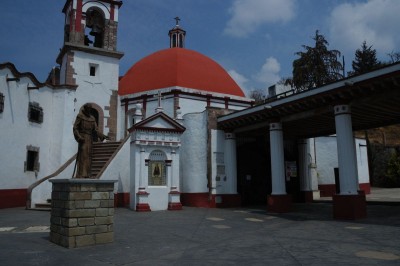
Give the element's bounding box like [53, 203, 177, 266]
[237, 136, 271, 205]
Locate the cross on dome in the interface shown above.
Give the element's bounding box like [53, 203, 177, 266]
[174, 17, 181, 26]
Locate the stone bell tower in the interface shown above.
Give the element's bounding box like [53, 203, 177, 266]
[56, 0, 124, 141]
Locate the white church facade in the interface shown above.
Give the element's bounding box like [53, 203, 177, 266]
[0, 0, 371, 214]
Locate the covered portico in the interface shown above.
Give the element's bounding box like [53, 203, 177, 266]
[218, 63, 400, 219]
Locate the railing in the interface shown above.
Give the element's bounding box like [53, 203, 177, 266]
[94, 135, 130, 179]
[26, 153, 77, 209]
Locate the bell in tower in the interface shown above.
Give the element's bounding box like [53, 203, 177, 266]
[85, 8, 105, 48]
[169, 17, 186, 48]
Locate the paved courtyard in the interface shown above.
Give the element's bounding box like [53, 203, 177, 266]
[1, 201, 400, 265]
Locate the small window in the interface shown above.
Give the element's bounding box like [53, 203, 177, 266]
[28, 102, 43, 123]
[90, 66, 96, 76]
[25, 146, 40, 172]
[0, 92, 4, 113]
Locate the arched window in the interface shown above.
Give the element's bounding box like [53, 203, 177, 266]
[148, 150, 167, 186]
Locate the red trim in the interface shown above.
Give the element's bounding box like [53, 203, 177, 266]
[224, 97, 229, 109]
[267, 194, 292, 213]
[137, 191, 149, 195]
[333, 194, 367, 220]
[75, 0, 83, 32]
[168, 202, 183, 210]
[169, 190, 180, 195]
[359, 183, 371, 194]
[110, 4, 115, 21]
[114, 193, 130, 207]
[319, 183, 371, 197]
[136, 203, 151, 212]
[300, 191, 314, 203]
[0, 189, 27, 209]
[181, 193, 241, 208]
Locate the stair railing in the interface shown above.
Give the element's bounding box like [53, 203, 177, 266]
[26, 153, 77, 209]
[94, 135, 130, 179]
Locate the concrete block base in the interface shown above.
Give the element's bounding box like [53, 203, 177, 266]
[49, 179, 116, 248]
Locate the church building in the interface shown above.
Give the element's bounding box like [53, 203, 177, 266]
[0, 0, 371, 215]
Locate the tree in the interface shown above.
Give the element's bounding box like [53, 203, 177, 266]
[292, 30, 343, 91]
[349, 41, 381, 76]
[248, 89, 266, 105]
[388, 51, 400, 63]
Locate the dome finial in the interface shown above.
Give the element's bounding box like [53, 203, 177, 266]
[169, 17, 186, 48]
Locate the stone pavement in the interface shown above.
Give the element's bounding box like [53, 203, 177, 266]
[1, 202, 400, 265]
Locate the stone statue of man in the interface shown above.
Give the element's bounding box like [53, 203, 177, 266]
[73, 103, 108, 178]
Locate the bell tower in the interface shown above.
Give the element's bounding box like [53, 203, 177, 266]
[57, 0, 124, 86]
[56, 0, 124, 141]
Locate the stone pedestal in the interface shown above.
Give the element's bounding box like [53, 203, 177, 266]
[168, 190, 182, 210]
[136, 190, 151, 212]
[49, 179, 117, 248]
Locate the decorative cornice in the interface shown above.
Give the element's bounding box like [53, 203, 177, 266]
[56, 43, 124, 64]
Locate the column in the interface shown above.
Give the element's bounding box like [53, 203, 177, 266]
[225, 132, 237, 194]
[267, 121, 291, 212]
[298, 139, 313, 202]
[136, 146, 150, 211]
[168, 149, 182, 210]
[332, 104, 366, 219]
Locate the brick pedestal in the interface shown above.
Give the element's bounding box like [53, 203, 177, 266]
[49, 179, 117, 248]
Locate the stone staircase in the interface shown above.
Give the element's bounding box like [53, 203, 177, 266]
[91, 141, 122, 178]
[33, 141, 121, 210]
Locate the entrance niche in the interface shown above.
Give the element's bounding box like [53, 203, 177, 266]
[148, 150, 167, 186]
[85, 8, 105, 48]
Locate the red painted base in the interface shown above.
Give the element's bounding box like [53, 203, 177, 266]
[136, 203, 151, 212]
[319, 183, 371, 197]
[168, 202, 183, 210]
[114, 193, 130, 207]
[0, 189, 27, 209]
[267, 194, 292, 213]
[181, 193, 241, 208]
[301, 191, 314, 203]
[333, 194, 367, 220]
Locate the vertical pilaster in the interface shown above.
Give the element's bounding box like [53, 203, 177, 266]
[136, 146, 150, 211]
[168, 149, 182, 210]
[268, 122, 291, 213]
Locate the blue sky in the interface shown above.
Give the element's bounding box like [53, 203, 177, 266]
[1, 0, 399, 95]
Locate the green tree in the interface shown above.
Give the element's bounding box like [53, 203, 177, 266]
[349, 41, 381, 76]
[292, 30, 343, 91]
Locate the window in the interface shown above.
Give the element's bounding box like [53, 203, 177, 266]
[148, 150, 167, 186]
[90, 66, 96, 76]
[0, 92, 4, 113]
[28, 102, 43, 123]
[25, 146, 40, 172]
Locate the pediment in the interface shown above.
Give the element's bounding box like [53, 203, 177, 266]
[129, 112, 185, 133]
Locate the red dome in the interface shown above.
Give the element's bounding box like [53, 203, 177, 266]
[118, 48, 245, 97]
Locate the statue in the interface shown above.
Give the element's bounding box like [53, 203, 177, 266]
[73, 103, 108, 178]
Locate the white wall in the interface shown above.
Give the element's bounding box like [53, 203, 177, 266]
[315, 136, 370, 185]
[180, 111, 208, 193]
[0, 69, 73, 190]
